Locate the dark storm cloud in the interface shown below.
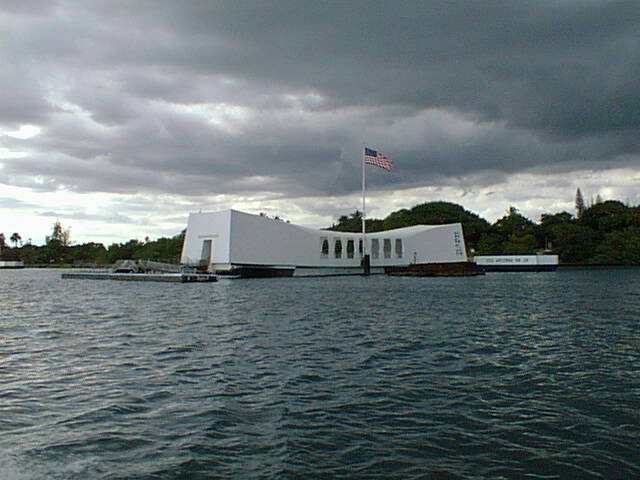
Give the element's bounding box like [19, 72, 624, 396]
[112, 0, 640, 135]
[2, 0, 639, 199]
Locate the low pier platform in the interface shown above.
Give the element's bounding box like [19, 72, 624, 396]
[62, 272, 217, 283]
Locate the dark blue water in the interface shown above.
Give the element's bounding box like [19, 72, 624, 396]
[1, 268, 638, 479]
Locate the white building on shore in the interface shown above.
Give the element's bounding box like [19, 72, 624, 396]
[180, 209, 469, 277]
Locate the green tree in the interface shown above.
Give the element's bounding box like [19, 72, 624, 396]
[478, 207, 541, 255]
[330, 210, 384, 233]
[628, 206, 640, 227]
[10, 232, 21, 247]
[540, 211, 574, 227]
[591, 227, 640, 264]
[105, 239, 142, 263]
[539, 211, 574, 250]
[549, 222, 597, 263]
[67, 242, 107, 265]
[331, 210, 363, 232]
[47, 221, 71, 247]
[475, 233, 504, 254]
[381, 208, 412, 230]
[502, 233, 538, 254]
[385, 201, 491, 251]
[493, 207, 536, 238]
[579, 200, 630, 233]
[132, 233, 185, 263]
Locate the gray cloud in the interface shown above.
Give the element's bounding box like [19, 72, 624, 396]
[1, 0, 639, 206]
[38, 209, 134, 224]
[0, 197, 40, 209]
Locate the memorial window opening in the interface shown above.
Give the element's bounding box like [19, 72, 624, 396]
[334, 239, 343, 259]
[371, 238, 380, 259]
[395, 239, 403, 258]
[383, 238, 392, 259]
[346, 239, 355, 259]
[320, 237, 329, 258]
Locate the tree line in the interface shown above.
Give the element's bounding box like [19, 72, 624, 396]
[329, 195, 640, 265]
[2, 194, 639, 266]
[0, 221, 185, 266]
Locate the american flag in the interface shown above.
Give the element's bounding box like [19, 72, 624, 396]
[364, 147, 393, 171]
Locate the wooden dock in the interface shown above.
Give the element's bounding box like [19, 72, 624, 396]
[62, 272, 217, 283]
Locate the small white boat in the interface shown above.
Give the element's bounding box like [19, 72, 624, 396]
[0, 260, 24, 269]
[473, 254, 559, 272]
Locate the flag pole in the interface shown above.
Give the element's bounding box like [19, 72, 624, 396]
[360, 147, 391, 275]
[361, 147, 370, 275]
[362, 147, 366, 238]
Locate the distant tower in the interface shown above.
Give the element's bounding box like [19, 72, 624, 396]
[575, 188, 586, 218]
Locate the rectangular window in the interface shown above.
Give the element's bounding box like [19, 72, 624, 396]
[346, 239, 355, 259]
[383, 238, 392, 259]
[320, 237, 329, 258]
[395, 239, 403, 258]
[371, 238, 380, 259]
[359, 239, 363, 257]
[334, 239, 342, 259]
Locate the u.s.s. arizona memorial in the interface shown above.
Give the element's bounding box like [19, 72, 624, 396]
[180, 209, 469, 277]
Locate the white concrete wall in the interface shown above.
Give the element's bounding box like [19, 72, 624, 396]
[393, 224, 467, 265]
[229, 210, 324, 267]
[180, 210, 232, 265]
[181, 209, 468, 269]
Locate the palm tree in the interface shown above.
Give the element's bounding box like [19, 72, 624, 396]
[10, 232, 21, 247]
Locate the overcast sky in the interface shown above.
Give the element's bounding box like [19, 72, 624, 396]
[2, 0, 639, 245]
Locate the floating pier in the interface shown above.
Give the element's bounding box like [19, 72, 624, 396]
[62, 261, 217, 282]
[62, 272, 217, 283]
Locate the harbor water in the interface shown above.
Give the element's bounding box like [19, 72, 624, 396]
[1, 268, 638, 479]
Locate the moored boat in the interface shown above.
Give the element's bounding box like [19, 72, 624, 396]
[473, 254, 559, 272]
[0, 260, 24, 269]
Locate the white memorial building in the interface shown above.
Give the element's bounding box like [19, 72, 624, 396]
[181, 209, 468, 277]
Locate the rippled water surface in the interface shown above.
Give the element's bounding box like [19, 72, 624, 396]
[1, 268, 639, 479]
